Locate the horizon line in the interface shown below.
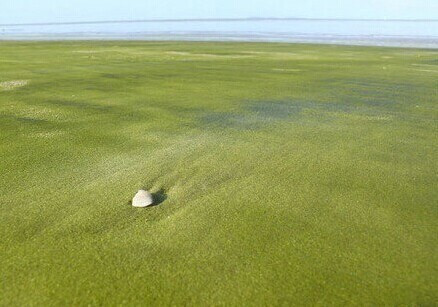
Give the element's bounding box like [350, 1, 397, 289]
[1, 17, 438, 27]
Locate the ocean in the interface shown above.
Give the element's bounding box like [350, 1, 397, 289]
[1, 19, 437, 48]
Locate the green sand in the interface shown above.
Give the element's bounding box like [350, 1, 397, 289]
[0, 41, 437, 305]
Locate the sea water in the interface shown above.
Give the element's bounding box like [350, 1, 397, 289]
[1, 19, 437, 48]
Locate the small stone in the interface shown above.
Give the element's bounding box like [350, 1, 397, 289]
[132, 190, 154, 207]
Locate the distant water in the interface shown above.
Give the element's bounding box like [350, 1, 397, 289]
[1, 19, 437, 48]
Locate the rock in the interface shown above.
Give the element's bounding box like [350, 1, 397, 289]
[132, 190, 154, 207]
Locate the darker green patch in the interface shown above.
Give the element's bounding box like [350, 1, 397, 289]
[327, 78, 420, 108]
[201, 101, 303, 130]
[15, 116, 48, 124]
[44, 98, 115, 112]
[247, 101, 302, 118]
[0, 113, 49, 125]
[101, 73, 121, 79]
[200, 99, 392, 130]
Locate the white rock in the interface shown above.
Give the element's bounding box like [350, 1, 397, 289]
[132, 190, 154, 207]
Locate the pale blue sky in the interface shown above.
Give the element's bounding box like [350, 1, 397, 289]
[1, 0, 437, 24]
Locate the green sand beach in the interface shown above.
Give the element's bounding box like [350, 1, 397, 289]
[1, 41, 437, 305]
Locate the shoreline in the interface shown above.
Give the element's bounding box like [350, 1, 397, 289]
[1, 33, 437, 49]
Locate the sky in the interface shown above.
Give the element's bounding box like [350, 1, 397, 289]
[1, 0, 437, 24]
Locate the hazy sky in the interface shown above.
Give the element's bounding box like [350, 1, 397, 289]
[1, 0, 437, 23]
